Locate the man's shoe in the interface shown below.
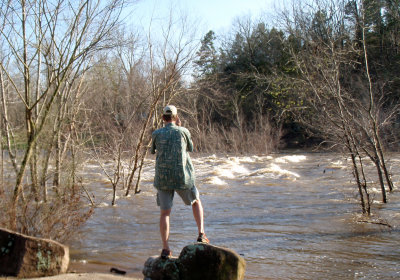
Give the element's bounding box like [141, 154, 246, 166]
[160, 249, 172, 259]
[197, 233, 209, 244]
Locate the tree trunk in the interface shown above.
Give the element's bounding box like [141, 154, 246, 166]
[30, 144, 39, 201]
[11, 134, 34, 229]
[134, 138, 152, 194]
[53, 131, 61, 190]
[375, 136, 394, 192]
[373, 156, 387, 203]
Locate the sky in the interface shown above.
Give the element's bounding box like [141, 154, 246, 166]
[122, 0, 288, 82]
[128, 0, 286, 34]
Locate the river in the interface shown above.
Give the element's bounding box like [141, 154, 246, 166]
[68, 152, 400, 279]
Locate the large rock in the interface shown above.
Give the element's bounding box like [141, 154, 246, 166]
[143, 256, 180, 280]
[143, 243, 246, 280]
[178, 243, 246, 280]
[0, 227, 69, 278]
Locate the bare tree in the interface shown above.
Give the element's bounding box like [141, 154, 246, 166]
[83, 9, 199, 204]
[124, 10, 199, 197]
[0, 0, 127, 237]
[279, 0, 397, 214]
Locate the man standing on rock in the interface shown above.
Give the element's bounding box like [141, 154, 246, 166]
[151, 105, 209, 259]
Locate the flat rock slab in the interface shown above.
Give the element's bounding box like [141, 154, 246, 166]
[0, 227, 69, 278]
[143, 243, 246, 280]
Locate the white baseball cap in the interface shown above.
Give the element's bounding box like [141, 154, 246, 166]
[163, 105, 177, 116]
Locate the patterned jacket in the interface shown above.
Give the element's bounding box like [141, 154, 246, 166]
[151, 123, 195, 190]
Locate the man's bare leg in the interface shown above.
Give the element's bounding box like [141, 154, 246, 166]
[192, 199, 204, 234]
[160, 209, 171, 250]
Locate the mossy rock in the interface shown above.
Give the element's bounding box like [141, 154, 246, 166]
[0, 227, 69, 278]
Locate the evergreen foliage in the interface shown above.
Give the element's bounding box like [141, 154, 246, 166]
[191, 0, 400, 150]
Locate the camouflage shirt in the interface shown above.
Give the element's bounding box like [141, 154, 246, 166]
[151, 123, 195, 190]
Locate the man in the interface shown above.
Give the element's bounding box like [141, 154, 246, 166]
[151, 105, 209, 259]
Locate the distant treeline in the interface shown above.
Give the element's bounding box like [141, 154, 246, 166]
[188, 0, 400, 152]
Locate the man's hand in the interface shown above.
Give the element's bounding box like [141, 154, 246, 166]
[176, 116, 182, 126]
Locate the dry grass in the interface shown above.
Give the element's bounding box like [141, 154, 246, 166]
[193, 123, 281, 154]
[0, 182, 93, 243]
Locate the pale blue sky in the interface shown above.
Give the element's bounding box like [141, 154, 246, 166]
[129, 0, 285, 34]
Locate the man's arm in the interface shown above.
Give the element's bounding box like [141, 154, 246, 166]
[151, 133, 157, 154]
[176, 116, 181, 126]
[185, 130, 194, 152]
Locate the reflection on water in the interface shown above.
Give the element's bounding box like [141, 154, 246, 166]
[69, 153, 400, 279]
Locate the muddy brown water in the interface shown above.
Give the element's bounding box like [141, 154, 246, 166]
[68, 153, 400, 279]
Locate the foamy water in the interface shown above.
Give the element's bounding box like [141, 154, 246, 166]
[69, 152, 400, 279]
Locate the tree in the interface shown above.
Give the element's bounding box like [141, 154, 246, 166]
[193, 30, 218, 77]
[0, 0, 127, 238]
[190, 18, 294, 153]
[123, 10, 199, 197]
[279, 0, 397, 214]
[82, 8, 200, 204]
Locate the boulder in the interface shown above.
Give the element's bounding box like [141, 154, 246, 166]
[143, 243, 246, 280]
[178, 243, 246, 280]
[143, 256, 180, 280]
[0, 227, 69, 278]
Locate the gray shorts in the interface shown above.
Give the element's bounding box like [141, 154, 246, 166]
[156, 186, 199, 210]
